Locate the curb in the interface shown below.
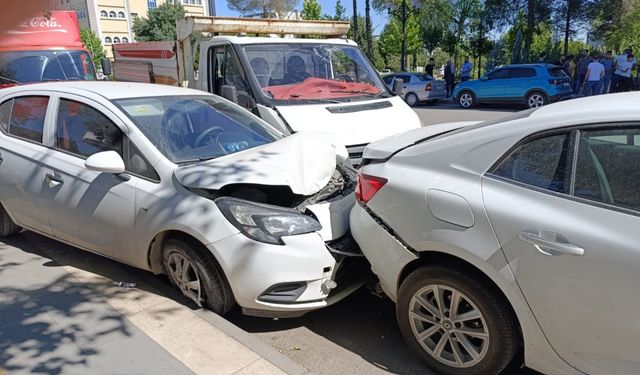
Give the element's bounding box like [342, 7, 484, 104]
[193, 309, 311, 375]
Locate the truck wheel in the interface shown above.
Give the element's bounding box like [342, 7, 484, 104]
[0, 203, 21, 237]
[405, 93, 419, 107]
[457, 91, 475, 108]
[163, 238, 234, 314]
[396, 265, 519, 375]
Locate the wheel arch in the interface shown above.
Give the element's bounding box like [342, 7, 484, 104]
[148, 229, 217, 275]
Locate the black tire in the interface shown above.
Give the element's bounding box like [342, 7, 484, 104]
[0, 203, 21, 237]
[525, 91, 547, 109]
[396, 265, 519, 375]
[405, 92, 419, 107]
[457, 91, 475, 108]
[163, 238, 234, 314]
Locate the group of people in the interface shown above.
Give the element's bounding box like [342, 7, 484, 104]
[424, 57, 472, 97]
[558, 48, 637, 96]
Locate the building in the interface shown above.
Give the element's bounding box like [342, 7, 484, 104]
[52, 0, 211, 57]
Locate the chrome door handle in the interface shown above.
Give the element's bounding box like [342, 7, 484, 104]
[45, 173, 64, 188]
[518, 231, 584, 256]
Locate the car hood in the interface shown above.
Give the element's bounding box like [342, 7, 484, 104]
[363, 121, 481, 161]
[174, 133, 340, 196]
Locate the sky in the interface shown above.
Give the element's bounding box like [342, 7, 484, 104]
[213, 0, 389, 35]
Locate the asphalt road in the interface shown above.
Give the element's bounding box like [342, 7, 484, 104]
[227, 102, 533, 375]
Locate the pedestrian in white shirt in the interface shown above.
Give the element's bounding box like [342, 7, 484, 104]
[617, 54, 635, 92]
[460, 57, 472, 82]
[583, 53, 605, 96]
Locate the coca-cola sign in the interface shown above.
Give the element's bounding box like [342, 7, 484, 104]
[0, 11, 83, 49]
[25, 17, 65, 29]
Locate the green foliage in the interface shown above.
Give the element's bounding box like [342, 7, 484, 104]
[334, 0, 347, 20]
[226, 0, 299, 17]
[132, 2, 185, 41]
[601, 0, 640, 53]
[79, 27, 104, 68]
[302, 0, 322, 20]
[378, 13, 421, 69]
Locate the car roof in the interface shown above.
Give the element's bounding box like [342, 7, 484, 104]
[499, 63, 557, 69]
[0, 82, 210, 100]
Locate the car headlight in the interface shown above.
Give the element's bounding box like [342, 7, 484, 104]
[215, 197, 322, 245]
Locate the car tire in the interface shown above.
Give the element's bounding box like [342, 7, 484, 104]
[405, 93, 419, 107]
[457, 91, 475, 108]
[163, 238, 234, 314]
[526, 91, 546, 108]
[0, 203, 21, 237]
[396, 265, 519, 375]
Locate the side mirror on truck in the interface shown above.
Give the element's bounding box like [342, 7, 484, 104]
[392, 78, 404, 95]
[221, 85, 238, 103]
[101, 58, 112, 79]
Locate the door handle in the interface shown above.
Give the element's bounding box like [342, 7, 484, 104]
[518, 231, 584, 256]
[45, 173, 64, 188]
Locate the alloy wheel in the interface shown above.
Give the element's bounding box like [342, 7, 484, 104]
[527, 93, 545, 108]
[406, 93, 418, 107]
[459, 93, 473, 108]
[167, 252, 203, 305]
[408, 284, 490, 368]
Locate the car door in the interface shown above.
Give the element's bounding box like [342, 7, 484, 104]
[0, 94, 54, 235]
[504, 67, 536, 100]
[41, 95, 143, 264]
[478, 68, 510, 100]
[481, 126, 640, 374]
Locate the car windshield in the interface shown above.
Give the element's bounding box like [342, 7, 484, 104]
[242, 43, 389, 104]
[114, 96, 282, 164]
[0, 50, 96, 85]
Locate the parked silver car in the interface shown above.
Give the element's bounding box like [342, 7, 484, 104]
[351, 93, 640, 374]
[383, 73, 447, 106]
[0, 82, 363, 318]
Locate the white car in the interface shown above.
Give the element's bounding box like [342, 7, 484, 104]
[0, 82, 364, 316]
[351, 94, 640, 374]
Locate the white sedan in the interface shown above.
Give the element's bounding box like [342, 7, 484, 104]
[0, 82, 363, 316]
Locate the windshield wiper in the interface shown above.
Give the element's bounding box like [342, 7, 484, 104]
[176, 156, 219, 165]
[288, 95, 341, 104]
[0, 75, 21, 84]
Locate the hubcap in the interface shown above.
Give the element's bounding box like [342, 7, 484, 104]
[407, 94, 417, 106]
[460, 93, 472, 108]
[408, 284, 489, 368]
[528, 94, 544, 108]
[167, 253, 203, 306]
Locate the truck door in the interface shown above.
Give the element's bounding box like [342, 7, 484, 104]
[207, 45, 254, 110]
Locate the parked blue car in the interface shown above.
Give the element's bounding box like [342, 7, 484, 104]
[453, 64, 572, 109]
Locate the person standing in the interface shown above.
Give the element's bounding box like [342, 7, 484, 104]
[574, 50, 590, 95]
[583, 53, 605, 96]
[563, 54, 575, 83]
[444, 60, 454, 97]
[460, 57, 472, 82]
[617, 54, 634, 92]
[424, 57, 435, 77]
[599, 51, 614, 94]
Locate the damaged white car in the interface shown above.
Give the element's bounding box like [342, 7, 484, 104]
[0, 82, 364, 316]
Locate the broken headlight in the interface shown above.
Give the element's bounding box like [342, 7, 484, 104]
[215, 197, 322, 245]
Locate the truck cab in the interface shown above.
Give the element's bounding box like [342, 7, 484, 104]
[199, 36, 420, 164]
[0, 11, 97, 87]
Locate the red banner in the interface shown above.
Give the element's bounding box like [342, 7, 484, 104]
[0, 10, 83, 50]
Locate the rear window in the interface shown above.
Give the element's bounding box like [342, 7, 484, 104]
[548, 67, 567, 78]
[417, 74, 435, 81]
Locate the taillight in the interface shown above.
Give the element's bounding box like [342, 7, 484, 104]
[355, 173, 388, 205]
[425, 82, 433, 91]
[548, 79, 560, 85]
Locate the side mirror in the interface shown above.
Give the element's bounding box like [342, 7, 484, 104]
[480, 76, 489, 81]
[392, 78, 403, 95]
[85, 151, 125, 174]
[221, 84, 238, 103]
[101, 58, 112, 77]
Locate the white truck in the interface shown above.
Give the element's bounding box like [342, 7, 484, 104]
[113, 16, 421, 165]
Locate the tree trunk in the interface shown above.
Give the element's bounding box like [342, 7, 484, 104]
[563, 0, 571, 56]
[524, 0, 535, 62]
[352, 0, 358, 44]
[365, 0, 373, 58]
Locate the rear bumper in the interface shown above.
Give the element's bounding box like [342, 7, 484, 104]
[418, 90, 447, 101]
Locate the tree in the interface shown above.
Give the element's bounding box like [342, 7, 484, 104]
[352, 0, 359, 46]
[79, 28, 104, 68]
[365, 0, 373, 58]
[227, 0, 298, 17]
[554, 0, 591, 56]
[379, 14, 421, 69]
[421, 22, 444, 57]
[334, 0, 347, 20]
[302, 0, 322, 19]
[132, 2, 185, 41]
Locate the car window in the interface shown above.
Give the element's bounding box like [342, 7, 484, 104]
[575, 127, 640, 211]
[510, 68, 536, 78]
[55, 99, 123, 158]
[397, 75, 411, 83]
[125, 138, 159, 181]
[382, 75, 394, 84]
[491, 133, 572, 193]
[487, 69, 510, 80]
[548, 67, 567, 78]
[0, 96, 48, 143]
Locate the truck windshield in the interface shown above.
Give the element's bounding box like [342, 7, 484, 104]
[0, 50, 96, 85]
[242, 43, 389, 104]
